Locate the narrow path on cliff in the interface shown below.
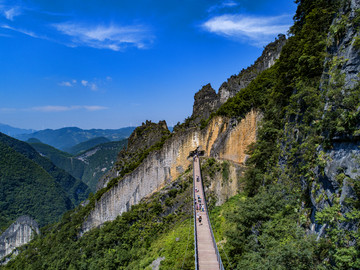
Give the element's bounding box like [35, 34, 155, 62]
[193, 155, 224, 270]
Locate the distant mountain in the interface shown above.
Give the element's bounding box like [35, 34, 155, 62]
[28, 141, 85, 180]
[0, 123, 36, 136]
[15, 127, 135, 151]
[29, 139, 128, 191]
[0, 132, 90, 231]
[0, 133, 90, 206]
[65, 137, 111, 155]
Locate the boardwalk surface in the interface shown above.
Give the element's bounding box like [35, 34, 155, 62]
[194, 157, 220, 270]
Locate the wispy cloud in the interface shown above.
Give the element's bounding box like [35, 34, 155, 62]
[0, 105, 109, 112]
[208, 1, 239, 13]
[59, 81, 74, 87]
[53, 22, 154, 51]
[30, 105, 108, 112]
[0, 24, 41, 38]
[3, 7, 21, 20]
[81, 80, 97, 91]
[59, 78, 100, 91]
[202, 14, 291, 46]
[0, 2, 154, 52]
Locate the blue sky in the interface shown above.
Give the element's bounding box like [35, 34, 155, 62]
[0, 0, 296, 130]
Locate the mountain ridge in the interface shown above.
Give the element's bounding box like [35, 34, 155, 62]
[14, 126, 135, 151]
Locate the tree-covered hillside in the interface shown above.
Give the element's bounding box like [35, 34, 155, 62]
[29, 139, 128, 191]
[65, 137, 110, 155]
[0, 132, 91, 232]
[0, 141, 73, 231]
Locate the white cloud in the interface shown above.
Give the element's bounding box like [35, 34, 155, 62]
[202, 14, 291, 46]
[106, 76, 112, 81]
[207, 1, 238, 13]
[1, 24, 40, 38]
[30, 105, 108, 112]
[90, 83, 97, 91]
[59, 81, 73, 87]
[81, 80, 97, 91]
[83, 105, 108, 111]
[222, 1, 238, 7]
[53, 22, 154, 51]
[3, 7, 21, 20]
[32, 105, 75, 112]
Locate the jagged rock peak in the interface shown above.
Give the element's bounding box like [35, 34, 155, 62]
[127, 120, 169, 153]
[191, 83, 218, 125]
[188, 35, 287, 127]
[218, 34, 286, 105]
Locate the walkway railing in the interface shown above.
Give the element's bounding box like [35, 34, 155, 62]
[193, 156, 225, 270]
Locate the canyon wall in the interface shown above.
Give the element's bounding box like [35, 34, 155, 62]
[82, 110, 261, 233]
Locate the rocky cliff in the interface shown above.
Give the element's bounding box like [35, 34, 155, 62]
[309, 0, 360, 234]
[96, 120, 170, 190]
[82, 110, 261, 233]
[218, 34, 286, 106]
[0, 216, 39, 261]
[189, 34, 286, 125]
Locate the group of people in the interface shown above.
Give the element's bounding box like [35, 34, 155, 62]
[194, 178, 204, 225]
[193, 152, 204, 225]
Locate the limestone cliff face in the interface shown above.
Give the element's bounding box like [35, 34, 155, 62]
[82, 110, 262, 233]
[0, 216, 39, 261]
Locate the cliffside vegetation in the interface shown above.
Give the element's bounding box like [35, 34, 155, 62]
[2, 0, 360, 269]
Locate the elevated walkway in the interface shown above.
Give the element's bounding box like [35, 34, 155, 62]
[193, 156, 224, 270]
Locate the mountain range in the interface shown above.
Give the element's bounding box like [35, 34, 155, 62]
[0, 124, 36, 137]
[14, 126, 135, 151]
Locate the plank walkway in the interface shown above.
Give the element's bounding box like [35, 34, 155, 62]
[193, 156, 222, 270]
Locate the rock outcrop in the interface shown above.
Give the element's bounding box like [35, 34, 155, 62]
[97, 120, 170, 190]
[191, 84, 219, 125]
[0, 216, 39, 261]
[82, 110, 262, 234]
